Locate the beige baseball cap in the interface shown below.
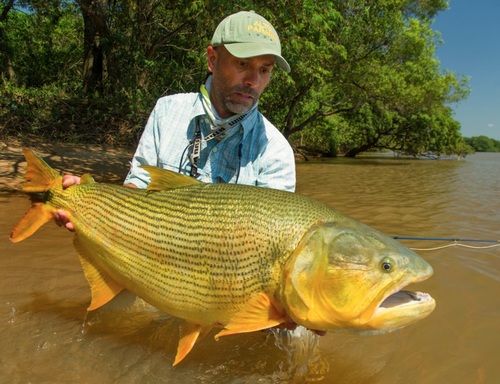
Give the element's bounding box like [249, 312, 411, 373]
[211, 11, 290, 72]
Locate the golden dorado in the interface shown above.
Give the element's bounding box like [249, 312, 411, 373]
[10, 149, 435, 365]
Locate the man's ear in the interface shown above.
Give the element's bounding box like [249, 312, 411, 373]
[206, 46, 218, 72]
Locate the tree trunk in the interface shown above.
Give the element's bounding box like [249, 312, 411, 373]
[0, 0, 15, 83]
[344, 143, 374, 157]
[77, 0, 114, 94]
[82, 11, 103, 93]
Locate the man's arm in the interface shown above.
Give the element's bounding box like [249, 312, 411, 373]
[255, 130, 296, 192]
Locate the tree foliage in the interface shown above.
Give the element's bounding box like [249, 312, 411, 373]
[465, 136, 500, 152]
[1, 0, 473, 156]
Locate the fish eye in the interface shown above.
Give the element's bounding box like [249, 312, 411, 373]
[381, 258, 393, 273]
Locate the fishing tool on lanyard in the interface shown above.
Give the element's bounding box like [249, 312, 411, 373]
[189, 84, 248, 178]
[189, 116, 246, 177]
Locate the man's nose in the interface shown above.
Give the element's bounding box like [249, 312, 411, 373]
[243, 69, 260, 88]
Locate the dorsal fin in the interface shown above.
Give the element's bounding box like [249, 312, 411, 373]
[140, 166, 202, 191]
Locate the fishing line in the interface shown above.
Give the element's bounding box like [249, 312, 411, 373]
[391, 236, 500, 252]
[409, 243, 500, 252]
[392, 236, 499, 243]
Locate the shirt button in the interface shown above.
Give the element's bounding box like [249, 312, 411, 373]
[212, 147, 218, 153]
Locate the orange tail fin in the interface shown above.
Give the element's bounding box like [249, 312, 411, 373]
[10, 149, 62, 243]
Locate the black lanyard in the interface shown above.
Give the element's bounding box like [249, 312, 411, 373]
[189, 114, 247, 177]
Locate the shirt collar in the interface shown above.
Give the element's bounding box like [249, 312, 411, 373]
[196, 75, 259, 126]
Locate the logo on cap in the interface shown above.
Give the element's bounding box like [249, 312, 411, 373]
[247, 21, 277, 41]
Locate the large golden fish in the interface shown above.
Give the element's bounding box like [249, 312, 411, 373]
[10, 149, 435, 365]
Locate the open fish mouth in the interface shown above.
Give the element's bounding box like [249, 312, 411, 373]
[363, 288, 436, 332]
[379, 290, 434, 309]
[365, 258, 436, 331]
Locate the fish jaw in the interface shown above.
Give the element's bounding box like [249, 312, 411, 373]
[281, 220, 436, 333]
[360, 290, 436, 333]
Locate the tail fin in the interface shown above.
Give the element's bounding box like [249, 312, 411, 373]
[10, 149, 63, 243]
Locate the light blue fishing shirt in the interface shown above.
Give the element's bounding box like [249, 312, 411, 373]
[124, 90, 296, 192]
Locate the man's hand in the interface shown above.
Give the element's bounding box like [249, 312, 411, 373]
[54, 175, 81, 231]
[62, 174, 81, 189]
[54, 209, 75, 231]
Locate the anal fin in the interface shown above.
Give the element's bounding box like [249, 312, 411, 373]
[74, 236, 124, 311]
[173, 322, 212, 366]
[215, 292, 286, 340]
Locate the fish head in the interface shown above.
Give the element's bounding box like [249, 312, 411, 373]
[281, 221, 435, 333]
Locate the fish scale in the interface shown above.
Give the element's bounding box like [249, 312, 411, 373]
[56, 181, 332, 320]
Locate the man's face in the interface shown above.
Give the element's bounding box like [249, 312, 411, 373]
[207, 46, 275, 118]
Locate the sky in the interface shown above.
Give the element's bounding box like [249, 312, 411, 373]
[433, 0, 500, 140]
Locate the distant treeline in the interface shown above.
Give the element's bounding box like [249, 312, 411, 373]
[1, 0, 473, 157]
[464, 136, 500, 153]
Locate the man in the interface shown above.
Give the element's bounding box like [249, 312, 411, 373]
[56, 10, 295, 230]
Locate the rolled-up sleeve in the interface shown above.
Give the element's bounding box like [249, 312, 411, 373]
[256, 134, 296, 192]
[235, 114, 296, 192]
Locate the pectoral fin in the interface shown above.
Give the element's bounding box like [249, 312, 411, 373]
[74, 236, 125, 311]
[173, 322, 212, 366]
[215, 292, 286, 340]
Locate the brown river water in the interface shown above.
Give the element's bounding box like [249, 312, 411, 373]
[1, 152, 499, 383]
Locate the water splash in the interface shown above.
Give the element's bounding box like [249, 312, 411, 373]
[270, 326, 329, 382]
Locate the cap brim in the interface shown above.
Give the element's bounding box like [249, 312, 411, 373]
[224, 43, 291, 73]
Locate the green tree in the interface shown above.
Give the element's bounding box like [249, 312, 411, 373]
[465, 136, 500, 152]
[2, 0, 82, 87]
[75, 0, 211, 95]
[260, 0, 468, 157]
[1, 0, 472, 155]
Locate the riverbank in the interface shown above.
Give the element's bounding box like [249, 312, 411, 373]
[0, 139, 134, 193]
[1, 139, 312, 193]
[0, 138, 474, 193]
